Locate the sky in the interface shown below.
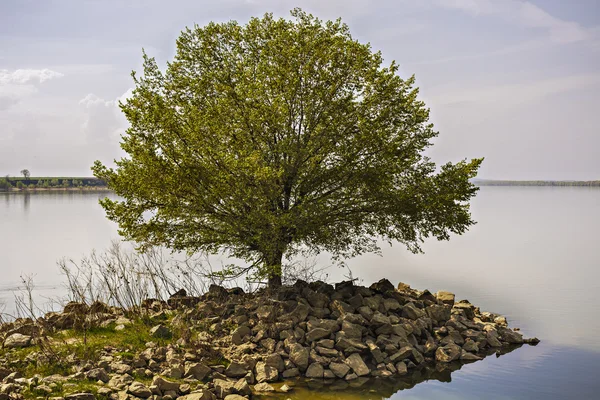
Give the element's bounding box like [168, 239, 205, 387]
[0, 0, 598, 180]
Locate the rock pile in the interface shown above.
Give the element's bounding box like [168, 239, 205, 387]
[0, 279, 539, 400]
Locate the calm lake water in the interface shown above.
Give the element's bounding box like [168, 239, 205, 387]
[1, 187, 599, 399]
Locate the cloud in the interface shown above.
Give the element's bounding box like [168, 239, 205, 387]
[430, 72, 600, 107]
[435, 0, 588, 43]
[79, 89, 132, 148]
[0, 68, 64, 111]
[0, 68, 64, 85]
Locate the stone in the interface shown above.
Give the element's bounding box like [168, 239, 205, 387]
[305, 363, 324, 378]
[461, 351, 482, 361]
[213, 379, 235, 398]
[4, 333, 32, 348]
[436, 291, 455, 306]
[395, 361, 408, 375]
[306, 328, 331, 342]
[288, 343, 309, 371]
[329, 362, 351, 379]
[150, 325, 172, 339]
[233, 378, 251, 396]
[426, 305, 452, 322]
[344, 353, 370, 377]
[369, 279, 395, 293]
[85, 368, 109, 383]
[402, 303, 425, 320]
[389, 346, 414, 362]
[65, 394, 96, 400]
[253, 382, 274, 392]
[435, 343, 462, 363]
[231, 326, 251, 345]
[497, 327, 524, 344]
[186, 363, 212, 380]
[225, 362, 248, 378]
[179, 391, 216, 400]
[307, 319, 340, 333]
[224, 395, 246, 400]
[255, 361, 278, 383]
[282, 368, 300, 378]
[128, 382, 152, 398]
[463, 339, 479, 353]
[151, 376, 180, 393]
[280, 384, 292, 392]
[340, 321, 363, 339]
[383, 298, 401, 312]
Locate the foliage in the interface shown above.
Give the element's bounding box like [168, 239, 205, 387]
[93, 9, 482, 286]
[20, 169, 30, 179]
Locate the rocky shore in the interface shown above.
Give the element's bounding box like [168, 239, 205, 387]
[0, 279, 539, 400]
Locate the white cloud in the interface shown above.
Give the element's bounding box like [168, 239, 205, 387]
[79, 89, 132, 147]
[0, 68, 64, 85]
[430, 72, 600, 107]
[436, 0, 588, 43]
[0, 68, 64, 111]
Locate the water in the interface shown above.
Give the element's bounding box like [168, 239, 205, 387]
[1, 187, 599, 399]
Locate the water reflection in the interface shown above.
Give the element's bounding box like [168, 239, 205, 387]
[259, 346, 524, 400]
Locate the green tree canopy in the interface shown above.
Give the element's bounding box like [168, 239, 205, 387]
[93, 9, 482, 287]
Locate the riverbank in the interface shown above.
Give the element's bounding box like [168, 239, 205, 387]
[0, 279, 538, 400]
[1, 187, 110, 193]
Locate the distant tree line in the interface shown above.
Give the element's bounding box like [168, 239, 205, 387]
[0, 177, 107, 191]
[474, 180, 600, 187]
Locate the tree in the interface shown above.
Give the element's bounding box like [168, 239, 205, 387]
[20, 169, 30, 179]
[93, 9, 483, 287]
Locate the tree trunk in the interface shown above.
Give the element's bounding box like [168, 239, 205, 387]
[265, 249, 284, 288]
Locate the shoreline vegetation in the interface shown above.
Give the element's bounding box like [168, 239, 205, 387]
[0, 177, 107, 192]
[2, 177, 598, 193]
[473, 179, 600, 187]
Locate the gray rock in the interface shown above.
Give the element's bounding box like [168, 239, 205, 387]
[289, 343, 309, 371]
[344, 353, 370, 377]
[150, 325, 172, 339]
[306, 328, 331, 342]
[213, 379, 235, 398]
[426, 305, 452, 322]
[395, 361, 408, 375]
[253, 382, 274, 392]
[151, 376, 180, 393]
[224, 395, 246, 400]
[389, 346, 413, 362]
[128, 382, 152, 398]
[329, 362, 351, 379]
[305, 363, 324, 379]
[436, 291, 455, 306]
[65, 394, 96, 400]
[186, 363, 212, 380]
[4, 333, 31, 348]
[435, 343, 462, 363]
[306, 319, 340, 333]
[85, 368, 109, 383]
[497, 327, 524, 344]
[231, 325, 251, 345]
[233, 378, 251, 396]
[178, 392, 216, 400]
[383, 298, 401, 312]
[282, 368, 300, 378]
[225, 362, 248, 378]
[402, 303, 425, 320]
[255, 361, 278, 383]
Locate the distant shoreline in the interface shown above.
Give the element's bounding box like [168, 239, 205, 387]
[473, 179, 600, 187]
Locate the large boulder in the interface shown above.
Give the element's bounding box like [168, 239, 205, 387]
[288, 343, 309, 371]
[185, 363, 212, 380]
[255, 361, 278, 383]
[305, 363, 324, 378]
[344, 353, 370, 377]
[4, 333, 31, 348]
[435, 343, 462, 363]
[128, 382, 152, 398]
